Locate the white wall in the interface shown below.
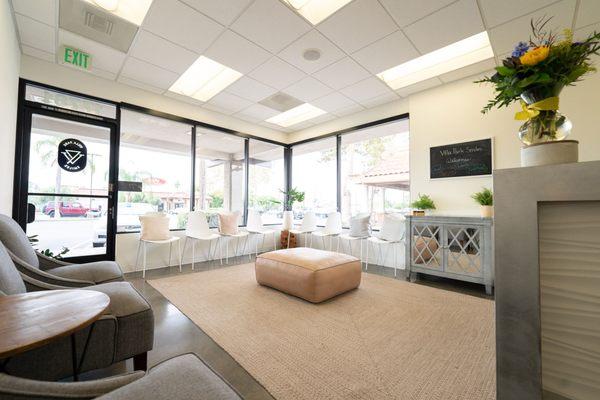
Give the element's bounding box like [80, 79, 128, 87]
[19, 55, 287, 144]
[292, 70, 600, 215]
[0, 1, 21, 215]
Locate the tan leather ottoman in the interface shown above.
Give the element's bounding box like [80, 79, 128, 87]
[255, 247, 361, 303]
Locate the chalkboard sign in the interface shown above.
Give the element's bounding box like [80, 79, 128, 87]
[430, 138, 492, 179]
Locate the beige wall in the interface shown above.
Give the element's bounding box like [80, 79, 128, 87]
[292, 69, 600, 215]
[19, 55, 287, 143]
[0, 1, 20, 215]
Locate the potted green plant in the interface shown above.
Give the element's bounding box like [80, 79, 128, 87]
[410, 194, 436, 216]
[277, 187, 305, 230]
[471, 188, 493, 218]
[477, 17, 600, 166]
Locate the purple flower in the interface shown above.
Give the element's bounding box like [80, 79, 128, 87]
[512, 41, 529, 58]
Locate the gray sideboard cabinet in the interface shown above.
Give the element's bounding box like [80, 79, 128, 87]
[404, 215, 494, 294]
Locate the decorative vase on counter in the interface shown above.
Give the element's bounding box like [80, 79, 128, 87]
[480, 205, 494, 218]
[517, 86, 579, 167]
[282, 210, 293, 230]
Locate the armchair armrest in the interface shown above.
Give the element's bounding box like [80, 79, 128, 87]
[37, 251, 70, 271]
[10, 250, 94, 288]
[0, 370, 144, 400]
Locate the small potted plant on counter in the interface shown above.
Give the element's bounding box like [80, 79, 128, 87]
[472, 188, 493, 218]
[411, 194, 436, 216]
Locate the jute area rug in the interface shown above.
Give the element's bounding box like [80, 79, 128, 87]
[149, 263, 495, 400]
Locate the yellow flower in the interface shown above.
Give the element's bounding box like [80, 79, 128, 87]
[520, 46, 550, 66]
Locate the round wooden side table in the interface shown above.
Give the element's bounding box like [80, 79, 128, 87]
[0, 289, 110, 381]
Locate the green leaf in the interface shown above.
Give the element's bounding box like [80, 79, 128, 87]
[517, 74, 540, 88]
[495, 66, 516, 76]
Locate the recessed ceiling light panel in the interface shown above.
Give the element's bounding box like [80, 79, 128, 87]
[169, 56, 243, 102]
[266, 103, 326, 127]
[377, 31, 494, 90]
[281, 0, 353, 25]
[84, 0, 153, 25]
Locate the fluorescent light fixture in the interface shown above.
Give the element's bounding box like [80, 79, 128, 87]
[169, 56, 243, 102]
[377, 31, 494, 90]
[281, 0, 353, 25]
[266, 103, 326, 127]
[85, 0, 153, 25]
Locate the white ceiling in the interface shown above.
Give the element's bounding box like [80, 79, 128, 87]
[10, 0, 600, 134]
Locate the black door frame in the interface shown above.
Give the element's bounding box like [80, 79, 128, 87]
[13, 82, 120, 263]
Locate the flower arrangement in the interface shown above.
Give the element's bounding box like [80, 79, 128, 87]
[411, 194, 436, 211]
[477, 17, 600, 144]
[471, 188, 493, 206]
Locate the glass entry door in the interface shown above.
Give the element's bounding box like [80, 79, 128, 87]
[20, 109, 117, 262]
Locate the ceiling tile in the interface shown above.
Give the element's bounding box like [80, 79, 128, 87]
[575, 21, 600, 40]
[58, 29, 127, 74]
[164, 91, 205, 105]
[15, 14, 55, 54]
[395, 77, 443, 97]
[86, 67, 117, 81]
[312, 57, 371, 90]
[204, 30, 271, 74]
[311, 91, 357, 112]
[179, 0, 253, 26]
[248, 57, 306, 90]
[575, 0, 600, 29]
[283, 77, 333, 102]
[12, 0, 56, 26]
[488, 1, 576, 55]
[143, 0, 225, 54]
[351, 31, 420, 74]
[21, 45, 55, 62]
[225, 76, 277, 102]
[120, 57, 179, 89]
[438, 58, 496, 83]
[358, 91, 400, 108]
[340, 77, 393, 103]
[207, 91, 253, 114]
[230, 0, 311, 53]
[118, 76, 166, 94]
[479, 0, 558, 28]
[379, 0, 456, 28]
[129, 30, 197, 74]
[403, 0, 484, 54]
[332, 103, 365, 117]
[317, 0, 397, 54]
[309, 113, 336, 125]
[278, 30, 345, 74]
[234, 104, 280, 122]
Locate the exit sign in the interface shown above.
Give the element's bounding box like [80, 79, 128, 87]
[61, 46, 91, 70]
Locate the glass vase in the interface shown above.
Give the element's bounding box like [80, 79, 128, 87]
[518, 86, 572, 145]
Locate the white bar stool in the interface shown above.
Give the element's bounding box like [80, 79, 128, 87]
[136, 213, 182, 278]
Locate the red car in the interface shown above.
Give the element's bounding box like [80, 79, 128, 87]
[42, 201, 90, 217]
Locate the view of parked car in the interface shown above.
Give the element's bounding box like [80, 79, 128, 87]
[41, 201, 94, 218]
[93, 202, 156, 247]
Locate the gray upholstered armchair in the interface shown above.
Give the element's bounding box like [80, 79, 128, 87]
[0, 214, 123, 287]
[0, 354, 242, 400]
[0, 242, 154, 381]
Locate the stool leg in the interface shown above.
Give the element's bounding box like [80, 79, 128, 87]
[365, 241, 369, 271]
[273, 231, 276, 251]
[169, 242, 173, 267]
[192, 239, 195, 270]
[226, 238, 229, 264]
[135, 240, 141, 270]
[142, 241, 147, 278]
[394, 242, 397, 278]
[218, 237, 223, 265]
[178, 239, 182, 272]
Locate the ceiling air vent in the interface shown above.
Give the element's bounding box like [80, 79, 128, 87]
[259, 92, 304, 112]
[84, 11, 114, 35]
[59, 0, 138, 53]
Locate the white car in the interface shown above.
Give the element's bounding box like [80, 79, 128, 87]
[93, 202, 156, 247]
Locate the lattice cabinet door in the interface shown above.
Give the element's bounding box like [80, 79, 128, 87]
[444, 224, 484, 278]
[410, 223, 444, 270]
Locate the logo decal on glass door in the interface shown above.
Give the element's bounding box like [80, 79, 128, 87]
[58, 139, 87, 172]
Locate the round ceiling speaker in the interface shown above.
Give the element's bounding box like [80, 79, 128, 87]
[303, 49, 322, 61]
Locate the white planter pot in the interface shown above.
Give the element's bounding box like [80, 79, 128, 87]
[282, 211, 293, 231]
[480, 205, 493, 218]
[521, 140, 578, 167]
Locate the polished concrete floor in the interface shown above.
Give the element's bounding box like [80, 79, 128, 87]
[86, 255, 492, 399]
